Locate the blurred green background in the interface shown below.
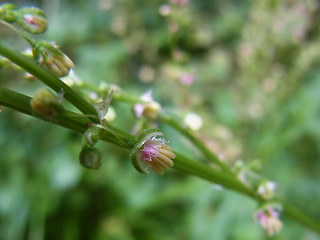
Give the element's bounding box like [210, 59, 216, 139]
[1, 0, 320, 239]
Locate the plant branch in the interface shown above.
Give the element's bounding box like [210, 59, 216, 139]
[159, 114, 233, 174]
[0, 40, 99, 123]
[0, 87, 320, 234]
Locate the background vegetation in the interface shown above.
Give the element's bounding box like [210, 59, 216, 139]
[0, 0, 320, 239]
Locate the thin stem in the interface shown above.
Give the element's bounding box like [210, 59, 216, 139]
[281, 201, 320, 234]
[174, 152, 255, 197]
[0, 87, 125, 146]
[0, 40, 99, 123]
[159, 114, 233, 174]
[0, 20, 36, 47]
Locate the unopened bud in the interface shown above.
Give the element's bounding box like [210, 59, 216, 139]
[34, 41, 74, 77]
[184, 112, 203, 131]
[0, 4, 17, 23]
[257, 181, 277, 200]
[83, 126, 101, 147]
[17, 7, 47, 34]
[105, 106, 116, 122]
[30, 88, 63, 119]
[79, 146, 101, 170]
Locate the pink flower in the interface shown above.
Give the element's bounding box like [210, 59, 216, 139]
[254, 207, 283, 236]
[180, 73, 195, 85]
[132, 131, 175, 174]
[134, 90, 161, 119]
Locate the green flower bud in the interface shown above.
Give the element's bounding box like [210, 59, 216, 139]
[16, 7, 47, 34]
[30, 88, 63, 119]
[0, 4, 17, 23]
[79, 146, 101, 170]
[34, 41, 74, 78]
[83, 126, 101, 147]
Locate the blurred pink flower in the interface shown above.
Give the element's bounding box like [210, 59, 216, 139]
[159, 4, 171, 16]
[134, 90, 161, 119]
[170, 0, 189, 7]
[180, 73, 195, 85]
[254, 207, 283, 236]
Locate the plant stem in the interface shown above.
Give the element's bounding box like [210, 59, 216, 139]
[282, 201, 320, 234]
[0, 87, 124, 146]
[159, 114, 233, 174]
[1, 89, 320, 235]
[0, 40, 99, 123]
[174, 152, 255, 197]
[0, 20, 36, 48]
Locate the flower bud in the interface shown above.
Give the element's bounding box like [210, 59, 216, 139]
[17, 7, 47, 34]
[0, 4, 17, 23]
[30, 88, 63, 119]
[134, 90, 161, 119]
[105, 106, 116, 122]
[257, 181, 277, 200]
[130, 129, 175, 174]
[184, 112, 203, 131]
[34, 41, 74, 78]
[83, 126, 101, 147]
[79, 146, 101, 170]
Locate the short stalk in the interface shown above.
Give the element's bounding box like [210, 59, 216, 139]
[159, 115, 233, 174]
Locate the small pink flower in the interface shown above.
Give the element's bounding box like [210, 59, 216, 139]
[159, 4, 171, 16]
[134, 90, 161, 119]
[254, 207, 283, 236]
[133, 131, 175, 174]
[138, 140, 175, 174]
[180, 73, 195, 85]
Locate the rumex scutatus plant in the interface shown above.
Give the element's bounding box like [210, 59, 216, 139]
[0, 3, 319, 237]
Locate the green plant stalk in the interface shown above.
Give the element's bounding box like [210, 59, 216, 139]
[0, 88, 320, 234]
[0, 40, 99, 123]
[174, 152, 255, 197]
[159, 114, 233, 174]
[0, 20, 36, 47]
[0, 87, 125, 146]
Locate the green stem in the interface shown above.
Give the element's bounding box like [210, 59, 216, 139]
[159, 114, 233, 174]
[0, 40, 99, 123]
[0, 87, 320, 235]
[0, 87, 125, 146]
[282, 201, 320, 234]
[0, 20, 36, 47]
[174, 152, 255, 197]
[174, 152, 320, 234]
